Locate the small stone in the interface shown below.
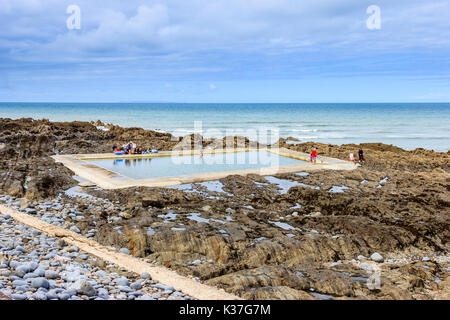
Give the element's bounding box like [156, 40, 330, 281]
[19, 198, 30, 209]
[202, 205, 212, 212]
[32, 292, 47, 300]
[15, 285, 30, 292]
[225, 208, 236, 215]
[79, 254, 88, 260]
[32, 277, 50, 289]
[55, 239, 68, 247]
[69, 226, 80, 233]
[70, 279, 97, 297]
[97, 288, 109, 299]
[359, 262, 374, 270]
[115, 277, 129, 287]
[2, 241, 16, 250]
[34, 267, 46, 277]
[330, 261, 341, 267]
[23, 272, 40, 279]
[140, 272, 151, 280]
[130, 282, 142, 290]
[16, 265, 30, 275]
[58, 293, 70, 300]
[370, 253, 384, 262]
[15, 246, 26, 253]
[153, 283, 174, 291]
[12, 280, 28, 288]
[151, 293, 161, 299]
[9, 260, 21, 268]
[45, 270, 60, 279]
[11, 294, 27, 300]
[118, 285, 133, 293]
[94, 270, 107, 278]
[131, 291, 143, 297]
[46, 290, 59, 300]
[357, 255, 367, 260]
[119, 248, 131, 255]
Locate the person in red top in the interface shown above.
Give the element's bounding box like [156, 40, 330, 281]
[310, 148, 317, 164]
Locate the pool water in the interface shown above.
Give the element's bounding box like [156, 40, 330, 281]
[87, 151, 307, 180]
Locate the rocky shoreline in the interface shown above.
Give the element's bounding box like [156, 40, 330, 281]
[0, 118, 449, 300]
[0, 206, 193, 300]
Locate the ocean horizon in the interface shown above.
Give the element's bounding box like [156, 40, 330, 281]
[1, 102, 449, 152]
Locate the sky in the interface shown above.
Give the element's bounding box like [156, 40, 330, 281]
[1, 0, 450, 103]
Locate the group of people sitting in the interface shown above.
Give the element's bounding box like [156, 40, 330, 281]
[113, 142, 158, 155]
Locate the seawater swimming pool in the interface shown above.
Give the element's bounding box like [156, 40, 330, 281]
[87, 151, 308, 180]
[53, 148, 356, 189]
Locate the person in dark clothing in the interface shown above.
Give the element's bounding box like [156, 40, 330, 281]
[358, 149, 365, 163]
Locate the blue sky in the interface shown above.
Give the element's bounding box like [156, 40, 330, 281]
[1, 0, 450, 102]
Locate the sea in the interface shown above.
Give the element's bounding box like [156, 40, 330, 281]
[0, 103, 449, 152]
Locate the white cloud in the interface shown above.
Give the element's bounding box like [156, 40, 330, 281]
[1, 0, 450, 63]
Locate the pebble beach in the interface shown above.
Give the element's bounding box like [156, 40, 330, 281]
[0, 195, 194, 301]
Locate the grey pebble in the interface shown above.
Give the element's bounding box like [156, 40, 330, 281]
[11, 293, 27, 300]
[130, 282, 142, 290]
[115, 277, 129, 287]
[31, 277, 50, 289]
[94, 270, 107, 278]
[119, 248, 131, 255]
[140, 272, 151, 280]
[32, 292, 47, 300]
[118, 285, 133, 293]
[69, 226, 80, 233]
[370, 253, 384, 262]
[97, 288, 109, 299]
[70, 279, 97, 297]
[45, 270, 60, 279]
[58, 293, 70, 300]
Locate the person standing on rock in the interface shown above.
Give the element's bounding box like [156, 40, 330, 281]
[349, 152, 355, 162]
[310, 148, 317, 164]
[199, 140, 203, 157]
[358, 148, 365, 163]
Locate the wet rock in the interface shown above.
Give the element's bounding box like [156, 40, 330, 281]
[241, 286, 315, 300]
[207, 266, 310, 294]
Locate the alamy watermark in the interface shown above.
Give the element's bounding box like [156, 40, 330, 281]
[365, 263, 382, 290]
[168, 121, 282, 174]
[66, 5, 81, 30]
[366, 5, 381, 30]
[65, 4, 380, 31]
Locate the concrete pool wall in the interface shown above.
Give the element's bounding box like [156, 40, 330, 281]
[52, 148, 358, 189]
